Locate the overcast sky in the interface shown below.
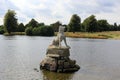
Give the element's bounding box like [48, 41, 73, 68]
[0, 0, 120, 25]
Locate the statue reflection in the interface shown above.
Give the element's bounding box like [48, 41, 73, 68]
[41, 70, 75, 80]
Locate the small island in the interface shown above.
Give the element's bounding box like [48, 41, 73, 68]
[40, 26, 80, 72]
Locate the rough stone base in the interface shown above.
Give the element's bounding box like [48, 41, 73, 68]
[40, 46, 80, 72]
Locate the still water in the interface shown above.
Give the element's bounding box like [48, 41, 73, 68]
[0, 35, 120, 80]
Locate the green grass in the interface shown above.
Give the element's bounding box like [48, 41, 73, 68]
[56, 31, 120, 39]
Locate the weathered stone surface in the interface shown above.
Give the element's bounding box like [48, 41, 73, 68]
[40, 56, 80, 72]
[46, 46, 70, 57]
[40, 46, 80, 72]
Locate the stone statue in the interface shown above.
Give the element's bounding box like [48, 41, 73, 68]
[40, 25, 80, 72]
[51, 26, 70, 48]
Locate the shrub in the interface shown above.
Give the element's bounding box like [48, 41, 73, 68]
[17, 23, 25, 32]
[40, 26, 54, 36]
[25, 27, 33, 35]
[0, 26, 5, 34]
[25, 25, 54, 36]
[32, 27, 41, 36]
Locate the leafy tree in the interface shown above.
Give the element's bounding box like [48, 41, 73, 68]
[68, 14, 81, 32]
[97, 19, 109, 31]
[26, 25, 54, 36]
[82, 15, 97, 32]
[32, 27, 41, 36]
[62, 24, 67, 32]
[0, 25, 5, 34]
[17, 23, 25, 32]
[25, 18, 38, 28]
[108, 24, 114, 31]
[113, 23, 118, 31]
[39, 26, 54, 36]
[50, 21, 62, 32]
[25, 27, 33, 35]
[80, 23, 86, 32]
[118, 25, 120, 31]
[4, 9, 18, 34]
[46, 26, 54, 36]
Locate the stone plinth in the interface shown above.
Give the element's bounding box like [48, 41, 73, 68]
[40, 46, 80, 72]
[46, 46, 70, 57]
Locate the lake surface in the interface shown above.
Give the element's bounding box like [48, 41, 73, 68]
[0, 35, 120, 80]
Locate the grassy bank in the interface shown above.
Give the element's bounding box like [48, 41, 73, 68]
[3, 31, 120, 40]
[4, 32, 25, 36]
[56, 31, 120, 39]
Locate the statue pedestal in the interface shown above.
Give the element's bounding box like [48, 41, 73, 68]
[46, 46, 70, 57]
[40, 46, 80, 72]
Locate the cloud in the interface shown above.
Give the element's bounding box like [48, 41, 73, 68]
[0, 0, 19, 24]
[0, 0, 120, 25]
[96, 1, 120, 24]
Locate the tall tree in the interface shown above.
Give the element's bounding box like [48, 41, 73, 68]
[68, 14, 81, 33]
[118, 25, 120, 31]
[50, 21, 62, 32]
[25, 18, 38, 28]
[17, 23, 25, 32]
[113, 23, 118, 31]
[4, 9, 18, 34]
[97, 19, 109, 31]
[82, 15, 97, 32]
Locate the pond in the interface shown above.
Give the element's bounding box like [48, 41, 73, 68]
[0, 35, 120, 80]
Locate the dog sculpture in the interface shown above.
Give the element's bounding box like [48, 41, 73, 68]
[51, 26, 70, 48]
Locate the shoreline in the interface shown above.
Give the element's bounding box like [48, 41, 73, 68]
[61, 31, 120, 40]
[2, 31, 120, 40]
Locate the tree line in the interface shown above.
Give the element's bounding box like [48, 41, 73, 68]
[68, 14, 120, 32]
[0, 10, 120, 36]
[0, 10, 54, 36]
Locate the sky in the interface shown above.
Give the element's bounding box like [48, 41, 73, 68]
[0, 0, 120, 25]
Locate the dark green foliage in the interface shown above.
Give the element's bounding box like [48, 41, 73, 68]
[50, 21, 61, 32]
[24, 18, 54, 36]
[32, 27, 41, 36]
[4, 10, 18, 34]
[113, 23, 118, 31]
[108, 24, 114, 31]
[118, 25, 120, 31]
[17, 23, 25, 32]
[26, 26, 54, 36]
[0, 25, 5, 34]
[40, 26, 54, 36]
[63, 24, 67, 32]
[68, 14, 81, 32]
[67, 14, 120, 32]
[2, 10, 120, 35]
[25, 27, 33, 35]
[82, 15, 98, 32]
[25, 18, 38, 28]
[80, 24, 86, 32]
[97, 20, 109, 31]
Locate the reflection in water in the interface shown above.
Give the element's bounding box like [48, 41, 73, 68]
[41, 70, 74, 80]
